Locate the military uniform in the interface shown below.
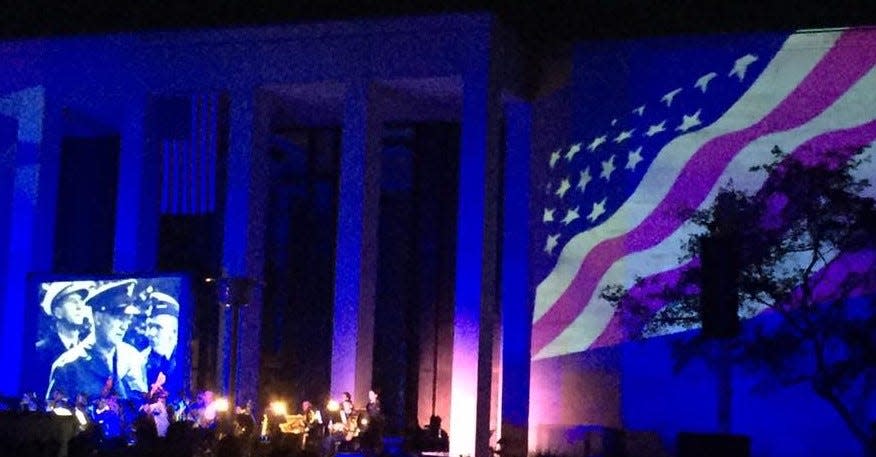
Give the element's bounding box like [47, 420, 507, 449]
[47, 339, 147, 400]
[46, 280, 147, 400]
[34, 281, 94, 394]
[35, 332, 71, 394]
[142, 291, 179, 388]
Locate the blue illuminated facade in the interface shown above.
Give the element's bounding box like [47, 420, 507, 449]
[0, 13, 870, 457]
[0, 15, 524, 457]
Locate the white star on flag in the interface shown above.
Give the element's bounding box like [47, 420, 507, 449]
[694, 72, 718, 93]
[576, 167, 592, 192]
[565, 143, 582, 161]
[600, 155, 616, 181]
[661, 88, 682, 107]
[587, 135, 607, 152]
[555, 178, 571, 198]
[645, 120, 666, 137]
[542, 208, 555, 223]
[676, 109, 703, 132]
[632, 105, 645, 116]
[549, 150, 561, 168]
[729, 54, 758, 81]
[613, 129, 635, 143]
[587, 198, 607, 222]
[561, 207, 580, 225]
[544, 233, 560, 255]
[626, 146, 644, 171]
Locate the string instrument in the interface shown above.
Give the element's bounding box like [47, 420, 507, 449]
[148, 371, 167, 399]
[93, 395, 123, 438]
[278, 414, 306, 434]
[341, 410, 361, 441]
[100, 375, 114, 399]
[138, 371, 168, 416]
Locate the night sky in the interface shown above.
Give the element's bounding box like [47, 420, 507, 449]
[5, 0, 876, 43]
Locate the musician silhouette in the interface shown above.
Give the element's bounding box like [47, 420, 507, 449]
[361, 389, 385, 455]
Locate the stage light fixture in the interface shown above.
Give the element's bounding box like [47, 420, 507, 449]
[213, 397, 230, 413]
[270, 400, 288, 416]
[52, 406, 72, 416]
[326, 399, 339, 412]
[74, 409, 88, 426]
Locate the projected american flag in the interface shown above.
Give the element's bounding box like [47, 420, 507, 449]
[161, 94, 221, 215]
[532, 29, 876, 360]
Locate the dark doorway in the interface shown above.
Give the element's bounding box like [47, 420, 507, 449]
[260, 127, 341, 408]
[374, 122, 460, 434]
[53, 135, 120, 274]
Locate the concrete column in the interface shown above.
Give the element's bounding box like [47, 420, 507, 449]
[222, 88, 254, 278]
[219, 87, 267, 407]
[29, 89, 60, 276]
[114, 91, 159, 273]
[498, 99, 532, 457]
[449, 59, 500, 457]
[330, 80, 381, 405]
[0, 86, 46, 395]
[0, 116, 16, 367]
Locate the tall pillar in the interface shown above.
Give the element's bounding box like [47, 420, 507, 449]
[449, 59, 500, 457]
[114, 91, 159, 273]
[0, 86, 46, 395]
[31, 88, 60, 275]
[222, 88, 253, 278]
[0, 116, 16, 358]
[498, 99, 532, 456]
[330, 80, 380, 404]
[220, 87, 267, 406]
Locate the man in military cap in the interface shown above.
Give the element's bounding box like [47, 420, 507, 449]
[35, 281, 96, 393]
[141, 291, 179, 389]
[46, 279, 148, 401]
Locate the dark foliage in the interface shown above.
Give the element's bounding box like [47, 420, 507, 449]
[601, 146, 876, 454]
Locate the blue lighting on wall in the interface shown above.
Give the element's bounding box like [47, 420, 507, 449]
[500, 100, 532, 428]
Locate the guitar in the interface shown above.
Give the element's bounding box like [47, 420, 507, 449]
[148, 371, 167, 399]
